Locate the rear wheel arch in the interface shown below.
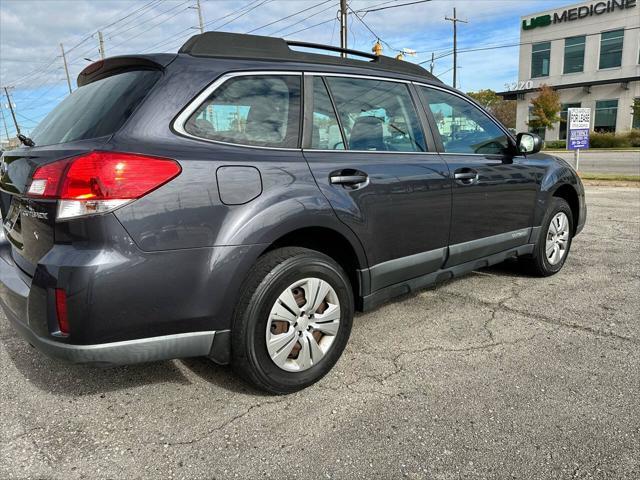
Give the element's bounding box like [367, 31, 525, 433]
[551, 183, 579, 235]
[263, 226, 366, 307]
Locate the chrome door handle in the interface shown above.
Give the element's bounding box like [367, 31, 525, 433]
[454, 169, 479, 185]
[329, 169, 369, 190]
[330, 174, 368, 185]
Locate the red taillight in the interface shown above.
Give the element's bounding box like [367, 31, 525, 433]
[55, 288, 69, 335]
[29, 151, 181, 200]
[28, 151, 181, 220]
[28, 158, 71, 198]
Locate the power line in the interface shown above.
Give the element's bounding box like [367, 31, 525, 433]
[106, 0, 191, 43]
[281, 17, 336, 38]
[358, 0, 432, 13]
[270, 3, 336, 36]
[347, 5, 400, 53]
[6, 1, 159, 72]
[101, 0, 165, 38]
[103, 0, 163, 32]
[247, 0, 332, 34]
[2, 0, 163, 87]
[214, 0, 272, 31]
[139, 0, 263, 53]
[107, 1, 192, 52]
[145, 0, 269, 52]
[419, 25, 640, 64]
[15, 111, 41, 125]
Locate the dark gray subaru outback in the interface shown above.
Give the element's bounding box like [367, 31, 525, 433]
[0, 32, 585, 393]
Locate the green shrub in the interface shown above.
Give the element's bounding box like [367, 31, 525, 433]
[544, 140, 566, 149]
[541, 130, 640, 149]
[625, 129, 640, 147]
[589, 132, 631, 148]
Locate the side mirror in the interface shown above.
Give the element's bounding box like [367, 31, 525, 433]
[516, 132, 542, 154]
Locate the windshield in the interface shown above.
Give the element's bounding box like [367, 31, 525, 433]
[30, 69, 161, 146]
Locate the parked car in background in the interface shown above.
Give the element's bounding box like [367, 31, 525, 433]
[0, 32, 585, 393]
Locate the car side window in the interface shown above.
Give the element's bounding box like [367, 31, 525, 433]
[310, 77, 345, 150]
[184, 75, 301, 148]
[419, 87, 509, 155]
[325, 77, 425, 152]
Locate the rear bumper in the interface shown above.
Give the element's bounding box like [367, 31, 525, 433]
[0, 214, 266, 366]
[0, 243, 221, 365]
[6, 308, 217, 366]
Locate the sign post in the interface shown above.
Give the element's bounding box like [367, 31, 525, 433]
[567, 107, 591, 172]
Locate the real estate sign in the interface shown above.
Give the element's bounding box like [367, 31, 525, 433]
[568, 108, 591, 150]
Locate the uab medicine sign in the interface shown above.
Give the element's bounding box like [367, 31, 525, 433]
[523, 0, 636, 30]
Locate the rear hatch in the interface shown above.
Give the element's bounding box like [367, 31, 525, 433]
[0, 66, 162, 277]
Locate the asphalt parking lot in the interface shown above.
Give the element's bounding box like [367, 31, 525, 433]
[1, 185, 638, 480]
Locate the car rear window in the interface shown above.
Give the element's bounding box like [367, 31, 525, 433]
[29, 69, 161, 146]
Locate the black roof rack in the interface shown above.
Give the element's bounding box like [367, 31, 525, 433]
[178, 32, 439, 81]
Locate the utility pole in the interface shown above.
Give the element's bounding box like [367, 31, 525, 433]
[445, 8, 467, 89]
[340, 0, 348, 57]
[429, 52, 435, 74]
[60, 43, 73, 95]
[3, 87, 20, 136]
[0, 106, 11, 143]
[98, 31, 106, 59]
[195, 0, 205, 34]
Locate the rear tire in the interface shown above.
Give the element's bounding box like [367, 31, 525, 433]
[521, 197, 573, 276]
[231, 247, 354, 394]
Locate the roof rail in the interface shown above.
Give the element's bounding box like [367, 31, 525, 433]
[286, 41, 378, 61]
[178, 32, 438, 81]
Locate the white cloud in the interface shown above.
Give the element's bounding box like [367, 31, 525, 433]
[0, 0, 573, 131]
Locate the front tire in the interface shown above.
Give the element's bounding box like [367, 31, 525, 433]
[521, 197, 574, 276]
[232, 247, 354, 394]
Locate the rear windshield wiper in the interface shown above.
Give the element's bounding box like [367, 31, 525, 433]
[17, 134, 35, 147]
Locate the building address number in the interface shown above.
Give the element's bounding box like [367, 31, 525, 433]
[504, 80, 534, 92]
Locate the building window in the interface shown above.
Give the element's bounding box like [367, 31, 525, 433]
[564, 36, 585, 74]
[531, 42, 551, 78]
[559, 103, 581, 140]
[594, 100, 618, 133]
[633, 98, 640, 130]
[599, 29, 624, 69]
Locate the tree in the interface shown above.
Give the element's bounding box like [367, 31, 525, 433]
[527, 84, 561, 131]
[467, 89, 516, 129]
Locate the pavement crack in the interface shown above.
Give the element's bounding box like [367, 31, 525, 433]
[3, 426, 44, 442]
[438, 290, 639, 345]
[155, 397, 291, 447]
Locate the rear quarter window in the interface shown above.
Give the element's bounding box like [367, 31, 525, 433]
[30, 70, 161, 147]
[183, 75, 302, 148]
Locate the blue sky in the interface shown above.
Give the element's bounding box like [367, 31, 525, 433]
[0, 0, 575, 138]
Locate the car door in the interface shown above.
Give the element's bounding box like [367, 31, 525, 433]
[302, 74, 451, 292]
[416, 84, 540, 267]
